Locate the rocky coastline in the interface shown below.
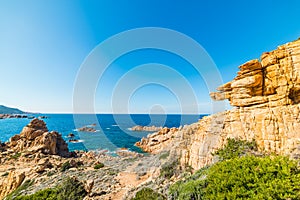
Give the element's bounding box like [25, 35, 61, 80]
[136, 38, 300, 170]
[0, 119, 169, 200]
[0, 38, 300, 199]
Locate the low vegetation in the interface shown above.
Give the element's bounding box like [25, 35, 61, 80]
[159, 151, 170, 160]
[10, 152, 22, 160]
[132, 188, 166, 200]
[60, 161, 71, 172]
[46, 171, 55, 177]
[212, 138, 258, 160]
[8, 177, 87, 200]
[204, 156, 300, 199]
[5, 179, 35, 200]
[169, 139, 300, 199]
[94, 162, 104, 169]
[160, 160, 179, 179]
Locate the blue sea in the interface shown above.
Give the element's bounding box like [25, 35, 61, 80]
[0, 114, 205, 154]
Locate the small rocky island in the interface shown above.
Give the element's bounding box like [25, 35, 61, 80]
[76, 125, 97, 132]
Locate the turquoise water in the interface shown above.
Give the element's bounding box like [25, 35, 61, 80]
[0, 114, 206, 153]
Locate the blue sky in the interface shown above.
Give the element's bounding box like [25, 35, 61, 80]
[0, 0, 300, 113]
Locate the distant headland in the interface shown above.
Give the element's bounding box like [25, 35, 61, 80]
[0, 105, 26, 114]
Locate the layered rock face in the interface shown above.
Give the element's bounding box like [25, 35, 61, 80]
[136, 38, 300, 170]
[210, 39, 300, 107]
[8, 118, 70, 157]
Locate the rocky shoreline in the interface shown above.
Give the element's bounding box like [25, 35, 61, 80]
[0, 38, 300, 199]
[0, 118, 173, 200]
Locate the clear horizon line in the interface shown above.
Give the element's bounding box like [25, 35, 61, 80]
[39, 112, 210, 115]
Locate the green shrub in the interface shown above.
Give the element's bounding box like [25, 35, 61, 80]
[132, 188, 166, 200]
[169, 166, 209, 200]
[160, 160, 178, 179]
[10, 152, 22, 160]
[169, 156, 300, 200]
[212, 138, 257, 160]
[159, 151, 170, 160]
[60, 161, 71, 172]
[55, 177, 87, 200]
[14, 189, 57, 200]
[46, 171, 55, 177]
[10, 177, 87, 200]
[94, 163, 104, 169]
[108, 171, 117, 175]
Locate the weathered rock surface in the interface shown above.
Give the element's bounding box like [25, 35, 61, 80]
[8, 118, 70, 157]
[0, 171, 25, 199]
[136, 127, 178, 153]
[210, 39, 300, 108]
[136, 38, 300, 170]
[131, 125, 163, 132]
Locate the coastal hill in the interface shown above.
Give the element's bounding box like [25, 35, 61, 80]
[0, 105, 25, 114]
[137, 38, 300, 170]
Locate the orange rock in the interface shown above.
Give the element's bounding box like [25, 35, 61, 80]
[136, 38, 300, 170]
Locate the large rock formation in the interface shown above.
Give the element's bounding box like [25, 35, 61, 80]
[136, 38, 300, 170]
[0, 119, 72, 199]
[210, 38, 300, 107]
[8, 118, 70, 157]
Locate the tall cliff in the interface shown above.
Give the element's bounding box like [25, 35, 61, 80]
[136, 38, 300, 170]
